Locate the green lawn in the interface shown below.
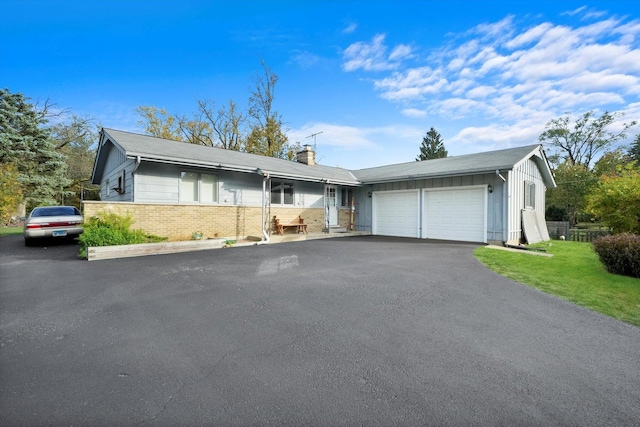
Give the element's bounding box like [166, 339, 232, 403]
[474, 241, 640, 327]
[0, 226, 22, 237]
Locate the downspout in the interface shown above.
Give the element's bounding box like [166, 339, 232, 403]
[131, 156, 141, 201]
[502, 171, 511, 244]
[497, 170, 509, 244]
[260, 173, 270, 244]
[133, 156, 141, 173]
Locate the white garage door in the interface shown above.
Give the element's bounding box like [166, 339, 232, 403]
[372, 190, 420, 238]
[423, 187, 486, 242]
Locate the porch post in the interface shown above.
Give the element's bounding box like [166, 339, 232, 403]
[261, 175, 270, 243]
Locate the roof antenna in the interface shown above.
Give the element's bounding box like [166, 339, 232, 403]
[305, 131, 323, 152]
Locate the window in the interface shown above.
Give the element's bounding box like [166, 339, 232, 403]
[524, 181, 535, 209]
[271, 180, 294, 205]
[180, 172, 218, 203]
[341, 187, 353, 207]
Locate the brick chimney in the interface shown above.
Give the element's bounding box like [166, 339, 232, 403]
[296, 144, 315, 166]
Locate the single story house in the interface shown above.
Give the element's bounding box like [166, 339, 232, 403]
[88, 128, 556, 244]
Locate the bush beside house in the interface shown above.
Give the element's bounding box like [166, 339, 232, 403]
[593, 233, 640, 278]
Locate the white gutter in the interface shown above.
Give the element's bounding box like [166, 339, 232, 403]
[127, 156, 359, 186]
[127, 156, 259, 174]
[496, 169, 506, 182]
[252, 169, 358, 186]
[358, 168, 514, 185]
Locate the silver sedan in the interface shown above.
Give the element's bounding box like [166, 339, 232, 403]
[23, 206, 84, 246]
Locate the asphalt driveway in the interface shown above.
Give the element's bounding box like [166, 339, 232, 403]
[1, 235, 639, 426]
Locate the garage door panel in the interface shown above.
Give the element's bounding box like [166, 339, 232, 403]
[373, 191, 420, 238]
[423, 187, 486, 242]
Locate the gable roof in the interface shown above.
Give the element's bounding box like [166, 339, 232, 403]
[352, 144, 556, 188]
[93, 128, 360, 185]
[92, 128, 555, 188]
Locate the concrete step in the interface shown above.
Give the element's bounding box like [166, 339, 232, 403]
[328, 226, 348, 233]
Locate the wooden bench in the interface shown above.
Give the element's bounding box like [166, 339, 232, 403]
[273, 215, 308, 235]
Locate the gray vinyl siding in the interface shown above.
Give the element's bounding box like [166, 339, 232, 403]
[219, 171, 263, 206]
[100, 152, 134, 202]
[132, 163, 325, 208]
[291, 181, 324, 209]
[134, 163, 179, 203]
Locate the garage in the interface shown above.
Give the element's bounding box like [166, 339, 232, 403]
[372, 190, 420, 238]
[422, 186, 486, 243]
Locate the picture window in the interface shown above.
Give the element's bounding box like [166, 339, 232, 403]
[180, 172, 218, 203]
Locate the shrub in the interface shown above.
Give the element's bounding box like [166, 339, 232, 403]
[78, 211, 166, 258]
[593, 233, 640, 278]
[546, 205, 568, 221]
[587, 164, 640, 234]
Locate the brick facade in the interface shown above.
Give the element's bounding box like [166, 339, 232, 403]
[83, 201, 327, 241]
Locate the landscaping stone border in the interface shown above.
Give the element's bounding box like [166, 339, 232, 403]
[87, 238, 228, 261]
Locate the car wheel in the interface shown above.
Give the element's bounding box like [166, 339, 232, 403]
[24, 238, 34, 247]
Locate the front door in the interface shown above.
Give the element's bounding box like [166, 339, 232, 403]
[325, 185, 338, 227]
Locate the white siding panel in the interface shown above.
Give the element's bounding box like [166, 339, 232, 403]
[507, 154, 548, 243]
[372, 190, 420, 237]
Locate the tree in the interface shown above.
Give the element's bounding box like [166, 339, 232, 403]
[593, 149, 630, 178]
[0, 162, 22, 224]
[198, 99, 246, 151]
[545, 161, 597, 225]
[629, 134, 640, 164]
[0, 89, 70, 210]
[136, 106, 184, 141]
[135, 62, 297, 160]
[51, 115, 101, 206]
[539, 111, 636, 167]
[245, 116, 297, 159]
[587, 163, 640, 234]
[246, 61, 298, 159]
[416, 127, 447, 161]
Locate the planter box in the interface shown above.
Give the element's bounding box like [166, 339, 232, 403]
[87, 238, 227, 261]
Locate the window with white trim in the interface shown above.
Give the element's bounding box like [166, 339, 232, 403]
[270, 180, 294, 205]
[180, 172, 218, 203]
[524, 181, 535, 209]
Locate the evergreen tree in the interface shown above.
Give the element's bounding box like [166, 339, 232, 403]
[416, 127, 447, 161]
[0, 88, 70, 210]
[629, 134, 640, 164]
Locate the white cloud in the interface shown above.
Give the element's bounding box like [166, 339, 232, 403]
[290, 50, 321, 69]
[562, 6, 587, 17]
[389, 44, 413, 61]
[505, 23, 554, 49]
[288, 123, 376, 150]
[344, 11, 640, 154]
[287, 122, 426, 168]
[342, 34, 413, 72]
[342, 22, 357, 34]
[402, 108, 427, 118]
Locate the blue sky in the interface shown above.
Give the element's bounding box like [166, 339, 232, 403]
[2, 0, 639, 169]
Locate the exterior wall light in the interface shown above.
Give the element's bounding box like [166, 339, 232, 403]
[488, 185, 493, 194]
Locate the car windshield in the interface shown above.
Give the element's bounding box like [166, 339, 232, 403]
[31, 207, 81, 217]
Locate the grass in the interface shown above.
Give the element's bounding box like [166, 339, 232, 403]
[474, 241, 640, 327]
[0, 226, 23, 237]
